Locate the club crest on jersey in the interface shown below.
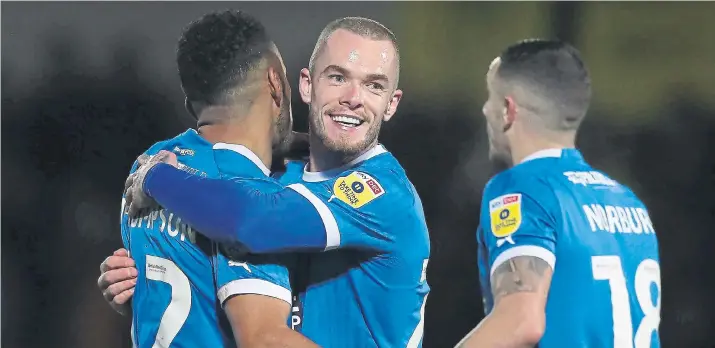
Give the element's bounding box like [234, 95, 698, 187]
[332, 171, 385, 208]
[489, 193, 522, 245]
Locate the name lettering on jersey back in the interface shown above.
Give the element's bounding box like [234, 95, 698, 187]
[582, 204, 654, 234]
[125, 208, 197, 243]
[564, 171, 617, 186]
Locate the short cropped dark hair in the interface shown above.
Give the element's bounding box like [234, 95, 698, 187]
[497, 39, 591, 131]
[309, 17, 400, 87]
[177, 10, 273, 106]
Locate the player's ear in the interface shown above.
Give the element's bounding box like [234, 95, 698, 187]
[383, 89, 403, 122]
[267, 66, 284, 110]
[502, 96, 517, 132]
[298, 68, 312, 104]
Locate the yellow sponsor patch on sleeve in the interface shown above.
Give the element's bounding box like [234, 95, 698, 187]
[489, 193, 522, 238]
[332, 171, 385, 208]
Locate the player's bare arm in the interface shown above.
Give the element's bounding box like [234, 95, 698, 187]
[224, 294, 319, 348]
[491, 256, 551, 301]
[455, 256, 553, 348]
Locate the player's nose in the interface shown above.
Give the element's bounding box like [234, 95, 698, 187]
[339, 82, 364, 109]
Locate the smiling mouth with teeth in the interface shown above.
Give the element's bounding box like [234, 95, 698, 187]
[330, 115, 364, 127]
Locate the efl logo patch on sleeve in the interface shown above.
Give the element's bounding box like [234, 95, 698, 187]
[332, 171, 385, 208]
[489, 193, 522, 244]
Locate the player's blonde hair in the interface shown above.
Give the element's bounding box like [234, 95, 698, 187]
[308, 17, 400, 88]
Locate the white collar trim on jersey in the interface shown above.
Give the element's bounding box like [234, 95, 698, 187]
[212, 143, 271, 176]
[520, 148, 563, 164]
[302, 145, 388, 182]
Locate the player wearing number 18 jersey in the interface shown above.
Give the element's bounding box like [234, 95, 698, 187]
[457, 40, 660, 348]
[477, 148, 660, 347]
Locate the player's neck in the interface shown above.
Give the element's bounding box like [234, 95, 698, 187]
[511, 132, 575, 165]
[307, 136, 375, 173]
[197, 115, 273, 170]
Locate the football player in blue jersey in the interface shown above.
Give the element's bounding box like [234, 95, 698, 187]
[101, 10, 318, 348]
[455, 39, 661, 348]
[119, 17, 431, 348]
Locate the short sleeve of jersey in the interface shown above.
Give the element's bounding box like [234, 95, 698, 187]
[213, 244, 293, 306]
[289, 167, 421, 252]
[478, 175, 559, 277]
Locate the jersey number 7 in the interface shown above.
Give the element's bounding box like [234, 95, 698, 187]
[146, 255, 192, 347]
[592, 255, 661, 348]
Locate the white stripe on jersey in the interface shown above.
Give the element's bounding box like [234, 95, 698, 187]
[490, 245, 556, 277]
[287, 183, 341, 250]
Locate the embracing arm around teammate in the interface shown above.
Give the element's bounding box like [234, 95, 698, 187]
[124, 149, 419, 255]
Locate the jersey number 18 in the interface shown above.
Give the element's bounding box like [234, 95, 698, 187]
[592, 255, 661, 348]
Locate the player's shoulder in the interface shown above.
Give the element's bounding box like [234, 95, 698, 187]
[484, 148, 594, 199]
[346, 147, 428, 245]
[484, 165, 552, 201]
[348, 146, 415, 201]
[359, 145, 410, 183]
[139, 129, 206, 159]
[316, 145, 418, 215]
[138, 129, 213, 170]
[142, 139, 172, 157]
[510, 149, 639, 200]
[481, 162, 562, 227]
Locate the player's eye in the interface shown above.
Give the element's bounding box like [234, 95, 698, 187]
[328, 74, 346, 83]
[367, 82, 385, 91]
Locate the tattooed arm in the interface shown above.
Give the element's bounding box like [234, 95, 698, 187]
[455, 256, 553, 348]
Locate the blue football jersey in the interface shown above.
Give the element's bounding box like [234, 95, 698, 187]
[210, 144, 292, 308]
[279, 145, 431, 348]
[135, 144, 430, 346]
[121, 129, 291, 347]
[477, 148, 661, 348]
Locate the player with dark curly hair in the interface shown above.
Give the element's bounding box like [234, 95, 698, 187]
[98, 10, 317, 347]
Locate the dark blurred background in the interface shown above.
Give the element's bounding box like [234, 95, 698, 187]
[3, 2, 715, 347]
